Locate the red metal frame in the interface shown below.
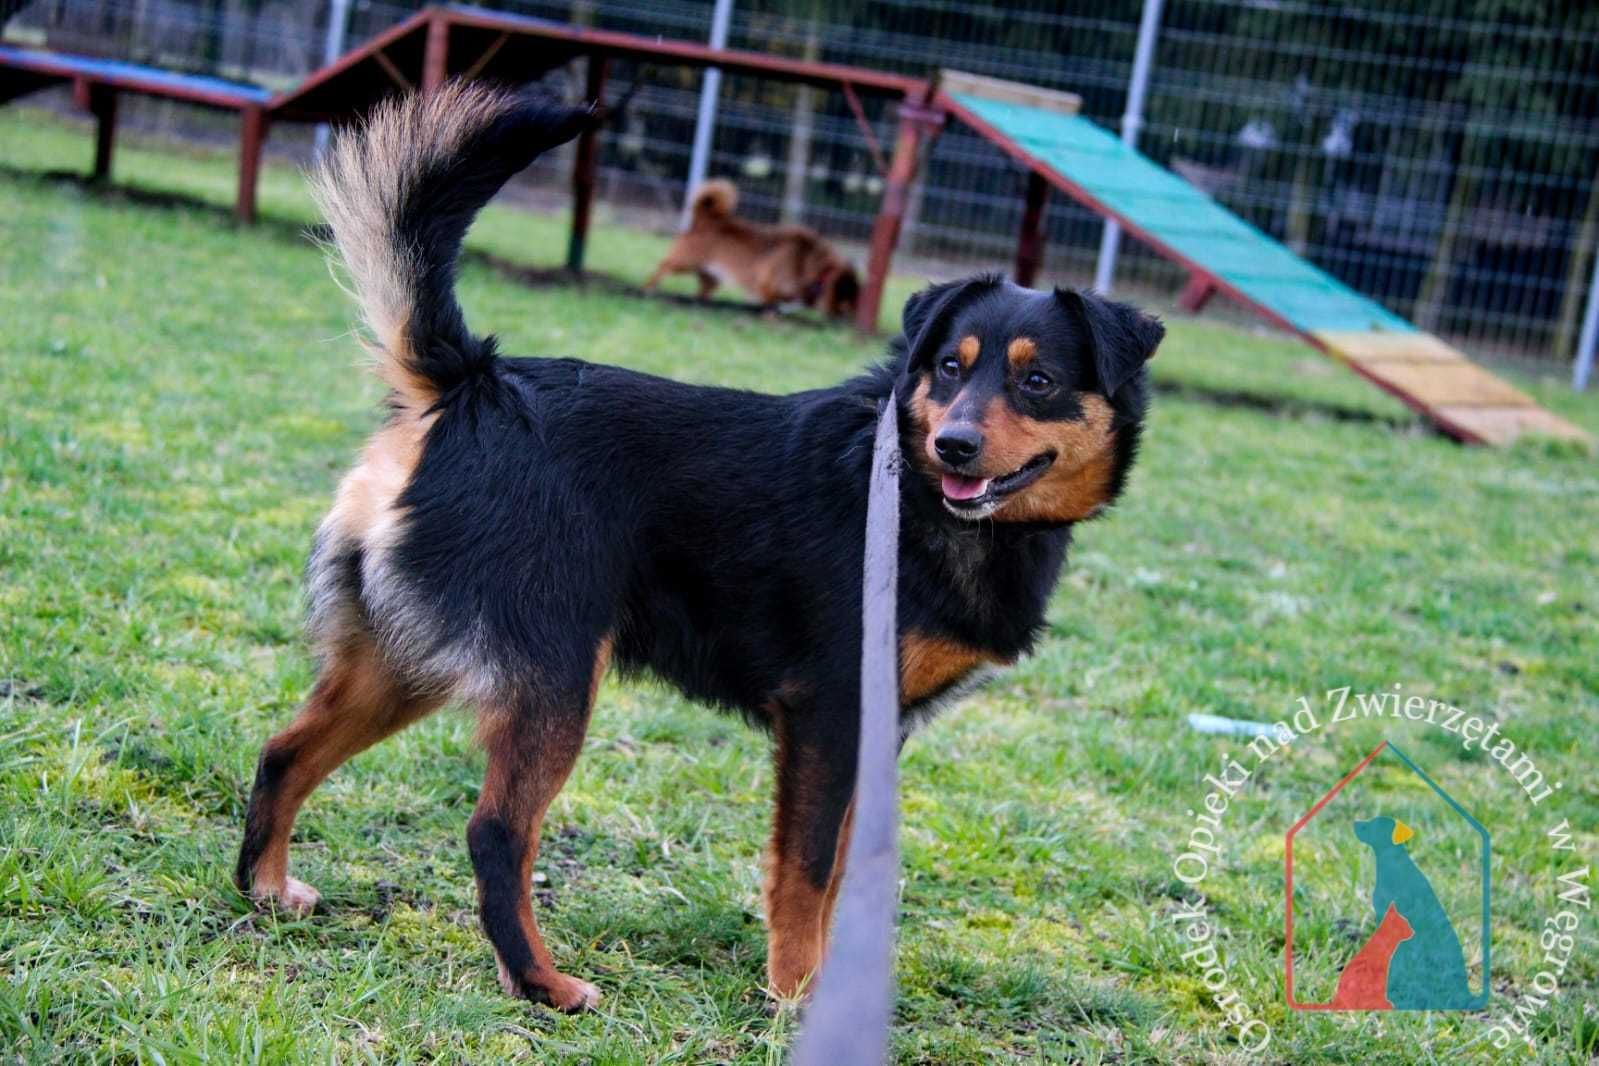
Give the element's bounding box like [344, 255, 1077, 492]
[1176, 273, 1218, 313]
[0, 43, 278, 220]
[840, 81, 888, 176]
[87, 82, 117, 181]
[1013, 170, 1048, 288]
[422, 10, 450, 94]
[257, 5, 932, 329]
[267, 14, 431, 121]
[439, 6, 922, 96]
[566, 56, 609, 273]
[1, 45, 266, 110]
[5, 8, 939, 339]
[237, 105, 267, 224]
[269, 6, 923, 119]
[857, 96, 945, 333]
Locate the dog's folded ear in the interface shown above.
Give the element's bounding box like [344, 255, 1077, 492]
[901, 275, 1000, 372]
[1057, 288, 1165, 398]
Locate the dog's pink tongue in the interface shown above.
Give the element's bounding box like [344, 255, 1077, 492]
[941, 474, 991, 501]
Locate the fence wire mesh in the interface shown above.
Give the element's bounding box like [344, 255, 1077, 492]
[8, 0, 1598, 363]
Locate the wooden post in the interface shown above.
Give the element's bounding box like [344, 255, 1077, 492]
[236, 105, 266, 224]
[88, 84, 117, 182]
[422, 11, 450, 93]
[1013, 170, 1048, 288]
[566, 55, 609, 274]
[857, 98, 940, 333]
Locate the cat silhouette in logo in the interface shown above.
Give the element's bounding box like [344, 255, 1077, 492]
[1353, 815, 1476, 1009]
[1329, 902, 1412, 1009]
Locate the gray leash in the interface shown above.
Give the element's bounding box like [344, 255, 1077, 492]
[791, 395, 900, 1066]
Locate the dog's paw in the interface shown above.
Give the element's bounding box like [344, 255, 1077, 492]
[498, 957, 601, 1012]
[253, 875, 321, 917]
[764, 965, 817, 1005]
[542, 974, 602, 1013]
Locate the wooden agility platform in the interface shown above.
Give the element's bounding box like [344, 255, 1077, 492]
[939, 82, 1591, 447]
[1312, 331, 1588, 445]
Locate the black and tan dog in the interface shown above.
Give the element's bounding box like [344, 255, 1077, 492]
[235, 82, 1162, 1011]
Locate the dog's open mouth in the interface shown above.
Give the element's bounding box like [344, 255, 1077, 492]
[940, 452, 1055, 514]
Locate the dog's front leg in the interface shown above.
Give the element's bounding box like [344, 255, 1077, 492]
[763, 705, 857, 1000]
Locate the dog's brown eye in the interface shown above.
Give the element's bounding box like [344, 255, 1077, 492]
[1021, 370, 1054, 394]
[937, 355, 962, 379]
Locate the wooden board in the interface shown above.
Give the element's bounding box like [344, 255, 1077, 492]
[1312, 330, 1592, 445]
[1313, 329, 1470, 365]
[1431, 405, 1593, 447]
[941, 69, 1081, 115]
[1351, 360, 1535, 409]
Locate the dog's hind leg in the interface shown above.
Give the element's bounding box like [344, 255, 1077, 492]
[466, 638, 611, 1012]
[642, 241, 698, 293]
[236, 638, 444, 914]
[696, 269, 720, 300]
[763, 707, 857, 999]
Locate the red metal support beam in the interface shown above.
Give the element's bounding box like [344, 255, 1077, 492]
[1177, 272, 1218, 312]
[460, 32, 511, 82]
[422, 11, 449, 93]
[236, 105, 266, 224]
[856, 96, 943, 333]
[87, 83, 117, 182]
[566, 55, 609, 273]
[1014, 170, 1048, 288]
[840, 81, 887, 176]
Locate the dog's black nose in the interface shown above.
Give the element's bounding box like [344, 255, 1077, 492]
[934, 425, 983, 466]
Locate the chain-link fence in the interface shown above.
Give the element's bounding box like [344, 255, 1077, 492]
[9, 0, 1598, 364]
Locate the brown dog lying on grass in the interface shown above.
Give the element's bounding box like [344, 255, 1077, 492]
[643, 179, 861, 319]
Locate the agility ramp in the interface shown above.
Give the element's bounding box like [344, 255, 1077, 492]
[940, 89, 1590, 446]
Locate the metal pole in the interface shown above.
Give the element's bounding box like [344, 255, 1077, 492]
[1574, 249, 1599, 390]
[1093, 0, 1164, 293]
[680, 0, 734, 230]
[311, 0, 352, 159]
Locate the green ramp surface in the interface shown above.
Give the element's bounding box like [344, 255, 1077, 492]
[948, 92, 1413, 335]
[943, 90, 1591, 447]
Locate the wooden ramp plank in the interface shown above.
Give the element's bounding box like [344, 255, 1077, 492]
[1350, 360, 1535, 409]
[1313, 329, 1469, 365]
[1432, 406, 1593, 447]
[1316, 329, 1592, 445]
[941, 70, 1081, 115]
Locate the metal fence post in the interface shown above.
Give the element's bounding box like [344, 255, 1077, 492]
[311, 0, 352, 160]
[1574, 252, 1599, 390]
[1093, 0, 1164, 294]
[680, 0, 734, 230]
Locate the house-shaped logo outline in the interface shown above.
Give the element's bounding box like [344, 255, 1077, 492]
[1284, 739, 1490, 1010]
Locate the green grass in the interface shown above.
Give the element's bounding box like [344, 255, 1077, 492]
[2, 106, 1597, 1064]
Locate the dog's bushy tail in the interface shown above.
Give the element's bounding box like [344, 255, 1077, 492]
[313, 82, 593, 412]
[689, 178, 737, 220]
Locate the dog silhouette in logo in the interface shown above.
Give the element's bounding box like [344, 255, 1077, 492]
[1330, 902, 1412, 1009]
[1353, 815, 1474, 1009]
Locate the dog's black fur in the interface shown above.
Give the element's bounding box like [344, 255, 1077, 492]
[236, 84, 1163, 1009]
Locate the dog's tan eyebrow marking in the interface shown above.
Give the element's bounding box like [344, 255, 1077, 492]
[1007, 337, 1037, 369]
[957, 335, 981, 369]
